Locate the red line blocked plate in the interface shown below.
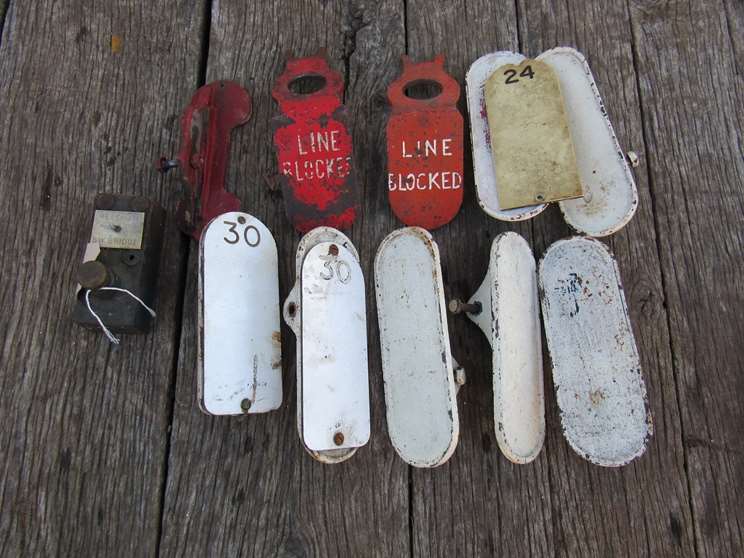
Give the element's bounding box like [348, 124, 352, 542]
[272, 53, 358, 232]
[386, 56, 464, 230]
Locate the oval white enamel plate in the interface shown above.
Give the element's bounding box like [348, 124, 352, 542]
[466, 232, 544, 463]
[539, 237, 652, 466]
[198, 212, 282, 415]
[375, 227, 459, 467]
[300, 241, 370, 452]
[540, 47, 639, 236]
[466, 51, 547, 221]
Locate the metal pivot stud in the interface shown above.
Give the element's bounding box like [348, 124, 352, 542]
[447, 299, 482, 315]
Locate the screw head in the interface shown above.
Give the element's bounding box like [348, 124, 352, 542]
[333, 432, 344, 446]
[240, 399, 252, 413]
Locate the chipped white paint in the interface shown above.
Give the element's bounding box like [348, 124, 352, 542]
[198, 212, 282, 415]
[466, 52, 548, 221]
[284, 227, 370, 463]
[540, 48, 639, 236]
[539, 237, 652, 466]
[375, 227, 460, 468]
[466, 232, 545, 464]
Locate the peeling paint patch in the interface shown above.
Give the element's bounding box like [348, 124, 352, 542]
[539, 237, 652, 466]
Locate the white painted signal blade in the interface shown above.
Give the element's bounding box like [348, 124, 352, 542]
[465, 232, 545, 464]
[539, 47, 639, 236]
[198, 212, 282, 415]
[375, 227, 462, 468]
[466, 51, 548, 222]
[283, 227, 370, 463]
[539, 237, 652, 466]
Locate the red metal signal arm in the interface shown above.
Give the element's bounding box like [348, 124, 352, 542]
[158, 81, 251, 239]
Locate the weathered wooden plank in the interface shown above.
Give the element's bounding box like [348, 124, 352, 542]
[0, 1, 204, 556]
[158, 1, 410, 555]
[628, 1, 744, 555]
[404, 2, 556, 556]
[516, 1, 696, 555]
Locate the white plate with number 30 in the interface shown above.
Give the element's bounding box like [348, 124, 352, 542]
[284, 227, 371, 463]
[198, 212, 282, 415]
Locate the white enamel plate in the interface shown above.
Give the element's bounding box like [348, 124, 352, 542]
[375, 227, 460, 467]
[466, 232, 545, 464]
[198, 212, 282, 415]
[283, 227, 370, 463]
[539, 237, 652, 466]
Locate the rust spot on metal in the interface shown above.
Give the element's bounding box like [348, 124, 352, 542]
[328, 243, 339, 256]
[333, 432, 344, 446]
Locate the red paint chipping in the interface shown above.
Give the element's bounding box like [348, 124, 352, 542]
[272, 53, 358, 232]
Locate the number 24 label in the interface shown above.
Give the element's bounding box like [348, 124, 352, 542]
[504, 65, 535, 84]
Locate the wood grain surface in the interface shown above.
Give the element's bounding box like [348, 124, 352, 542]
[0, 0, 204, 555]
[0, 0, 741, 556]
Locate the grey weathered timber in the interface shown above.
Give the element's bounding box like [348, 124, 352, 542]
[0, 1, 742, 556]
[404, 2, 556, 556]
[157, 1, 410, 556]
[0, 0, 204, 556]
[628, 0, 744, 555]
[516, 1, 696, 556]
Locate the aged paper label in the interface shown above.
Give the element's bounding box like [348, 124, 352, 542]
[485, 59, 582, 209]
[91, 210, 145, 249]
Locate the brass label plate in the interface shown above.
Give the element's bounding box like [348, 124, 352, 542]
[91, 210, 145, 249]
[485, 59, 582, 210]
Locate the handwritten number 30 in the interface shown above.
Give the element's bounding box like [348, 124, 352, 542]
[319, 255, 351, 284]
[504, 65, 535, 84]
[223, 221, 261, 247]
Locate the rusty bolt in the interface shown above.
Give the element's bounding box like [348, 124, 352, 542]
[240, 399, 252, 413]
[287, 302, 297, 317]
[157, 157, 180, 174]
[448, 299, 482, 315]
[333, 432, 344, 446]
[328, 244, 339, 256]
